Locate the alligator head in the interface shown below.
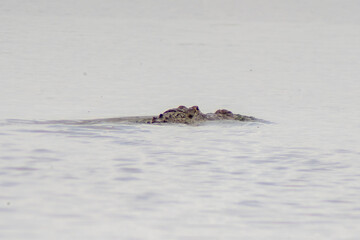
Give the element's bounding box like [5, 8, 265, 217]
[150, 106, 257, 124]
[151, 105, 207, 124]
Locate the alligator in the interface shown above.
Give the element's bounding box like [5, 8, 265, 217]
[148, 105, 258, 124]
[73, 105, 262, 125]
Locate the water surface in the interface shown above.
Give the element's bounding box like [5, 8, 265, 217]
[1, 1, 360, 239]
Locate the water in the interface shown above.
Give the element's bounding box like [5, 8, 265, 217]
[1, 1, 360, 239]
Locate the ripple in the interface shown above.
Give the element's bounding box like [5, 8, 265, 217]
[4, 167, 38, 172]
[114, 177, 139, 181]
[32, 148, 54, 153]
[0, 182, 19, 187]
[119, 167, 142, 173]
[29, 156, 61, 162]
[237, 200, 262, 207]
[0, 207, 15, 213]
[257, 181, 277, 186]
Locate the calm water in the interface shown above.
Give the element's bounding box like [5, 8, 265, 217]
[1, 1, 360, 239]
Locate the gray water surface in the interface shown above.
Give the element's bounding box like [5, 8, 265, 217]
[1, 1, 360, 239]
[1, 118, 359, 239]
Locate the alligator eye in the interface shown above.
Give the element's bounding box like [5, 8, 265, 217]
[188, 114, 193, 119]
[159, 114, 163, 118]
